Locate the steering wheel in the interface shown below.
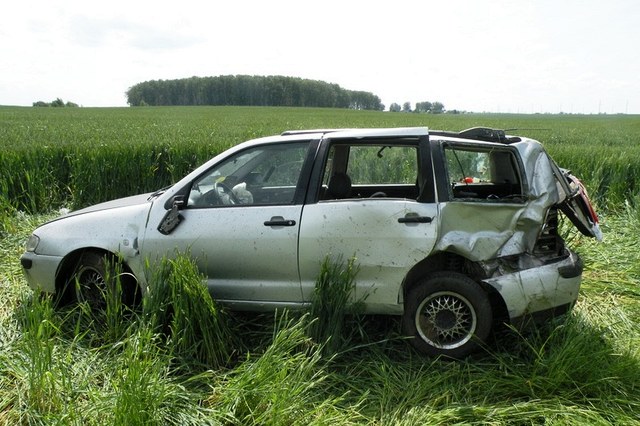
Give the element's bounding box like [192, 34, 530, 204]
[197, 181, 240, 206]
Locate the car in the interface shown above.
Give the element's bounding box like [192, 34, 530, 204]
[20, 126, 601, 358]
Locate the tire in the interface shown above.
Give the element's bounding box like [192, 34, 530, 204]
[402, 272, 492, 358]
[70, 251, 139, 312]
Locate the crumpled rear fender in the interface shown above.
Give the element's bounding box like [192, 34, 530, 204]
[481, 250, 583, 320]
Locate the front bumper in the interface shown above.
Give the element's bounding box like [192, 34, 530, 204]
[20, 252, 62, 293]
[483, 250, 583, 321]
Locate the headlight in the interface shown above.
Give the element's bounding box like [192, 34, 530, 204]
[25, 234, 40, 252]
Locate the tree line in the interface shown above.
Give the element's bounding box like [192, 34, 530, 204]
[33, 98, 79, 107]
[389, 101, 446, 113]
[126, 75, 384, 110]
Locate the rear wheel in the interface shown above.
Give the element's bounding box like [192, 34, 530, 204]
[403, 272, 492, 358]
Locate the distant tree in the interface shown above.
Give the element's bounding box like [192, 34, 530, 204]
[32, 98, 79, 107]
[51, 98, 65, 107]
[415, 101, 433, 113]
[389, 103, 401, 112]
[402, 102, 412, 112]
[432, 101, 445, 114]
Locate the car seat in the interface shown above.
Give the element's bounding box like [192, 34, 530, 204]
[326, 172, 352, 199]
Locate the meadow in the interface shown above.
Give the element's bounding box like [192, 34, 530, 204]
[0, 106, 639, 424]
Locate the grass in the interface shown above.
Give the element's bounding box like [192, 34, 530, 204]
[1, 206, 639, 424]
[142, 254, 234, 369]
[306, 255, 363, 356]
[1, 106, 640, 215]
[1, 107, 639, 424]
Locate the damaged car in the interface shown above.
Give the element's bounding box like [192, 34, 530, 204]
[20, 127, 601, 357]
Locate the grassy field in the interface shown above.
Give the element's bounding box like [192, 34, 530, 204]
[1, 106, 639, 424]
[2, 106, 640, 215]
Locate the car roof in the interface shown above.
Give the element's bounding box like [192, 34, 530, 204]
[281, 127, 430, 139]
[280, 127, 523, 144]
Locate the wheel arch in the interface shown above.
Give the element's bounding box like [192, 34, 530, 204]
[54, 247, 139, 305]
[402, 252, 510, 325]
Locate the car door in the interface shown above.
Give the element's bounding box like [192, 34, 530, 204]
[141, 140, 314, 307]
[298, 140, 438, 312]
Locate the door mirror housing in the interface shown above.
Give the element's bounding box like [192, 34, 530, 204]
[157, 196, 184, 235]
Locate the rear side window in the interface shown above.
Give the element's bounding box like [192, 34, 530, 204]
[321, 143, 420, 200]
[444, 145, 524, 201]
[347, 146, 417, 185]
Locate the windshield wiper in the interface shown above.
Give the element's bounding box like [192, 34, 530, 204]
[147, 185, 172, 201]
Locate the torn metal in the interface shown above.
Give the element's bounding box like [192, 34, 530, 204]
[435, 140, 562, 261]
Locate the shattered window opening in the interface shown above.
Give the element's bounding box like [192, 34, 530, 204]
[444, 145, 524, 202]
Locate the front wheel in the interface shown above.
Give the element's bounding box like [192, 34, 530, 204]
[402, 272, 492, 358]
[70, 251, 139, 312]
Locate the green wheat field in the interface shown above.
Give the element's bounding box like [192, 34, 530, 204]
[1, 106, 639, 425]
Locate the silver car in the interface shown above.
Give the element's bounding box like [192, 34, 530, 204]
[20, 127, 601, 357]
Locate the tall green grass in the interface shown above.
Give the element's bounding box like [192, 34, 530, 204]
[307, 255, 363, 356]
[142, 254, 233, 369]
[1, 106, 639, 215]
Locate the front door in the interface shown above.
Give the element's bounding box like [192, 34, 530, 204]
[142, 141, 311, 306]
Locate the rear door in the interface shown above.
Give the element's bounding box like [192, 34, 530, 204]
[298, 138, 438, 311]
[549, 159, 602, 240]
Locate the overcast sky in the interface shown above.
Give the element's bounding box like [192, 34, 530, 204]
[1, 0, 638, 113]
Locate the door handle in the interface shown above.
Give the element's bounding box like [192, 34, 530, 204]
[264, 216, 297, 227]
[398, 213, 433, 224]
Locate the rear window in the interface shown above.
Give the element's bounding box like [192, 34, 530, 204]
[320, 143, 420, 200]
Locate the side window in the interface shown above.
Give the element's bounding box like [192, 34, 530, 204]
[188, 142, 309, 207]
[444, 146, 523, 201]
[321, 143, 420, 200]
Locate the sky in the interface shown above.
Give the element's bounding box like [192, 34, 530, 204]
[1, 0, 639, 114]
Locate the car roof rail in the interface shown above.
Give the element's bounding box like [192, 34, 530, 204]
[280, 129, 344, 136]
[282, 127, 430, 138]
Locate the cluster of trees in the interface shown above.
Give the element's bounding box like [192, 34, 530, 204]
[33, 98, 79, 107]
[389, 101, 445, 113]
[126, 75, 384, 110]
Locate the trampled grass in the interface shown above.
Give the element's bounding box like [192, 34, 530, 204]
[1, 207, 639, 424]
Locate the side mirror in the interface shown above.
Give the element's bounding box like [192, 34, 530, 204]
[157, 196, 184, 235]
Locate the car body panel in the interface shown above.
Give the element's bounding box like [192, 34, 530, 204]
[435, 202, 533, 260]
[482, 250, 582, 319]
[140, 203, 304, 303]
[20, 252, 62, 293]
[22, 202, 152, 286]
[515, 138, 602, 240]
[298, 199, 438, 313]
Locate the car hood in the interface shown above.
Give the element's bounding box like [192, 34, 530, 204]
[60, 192, 154, 219]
